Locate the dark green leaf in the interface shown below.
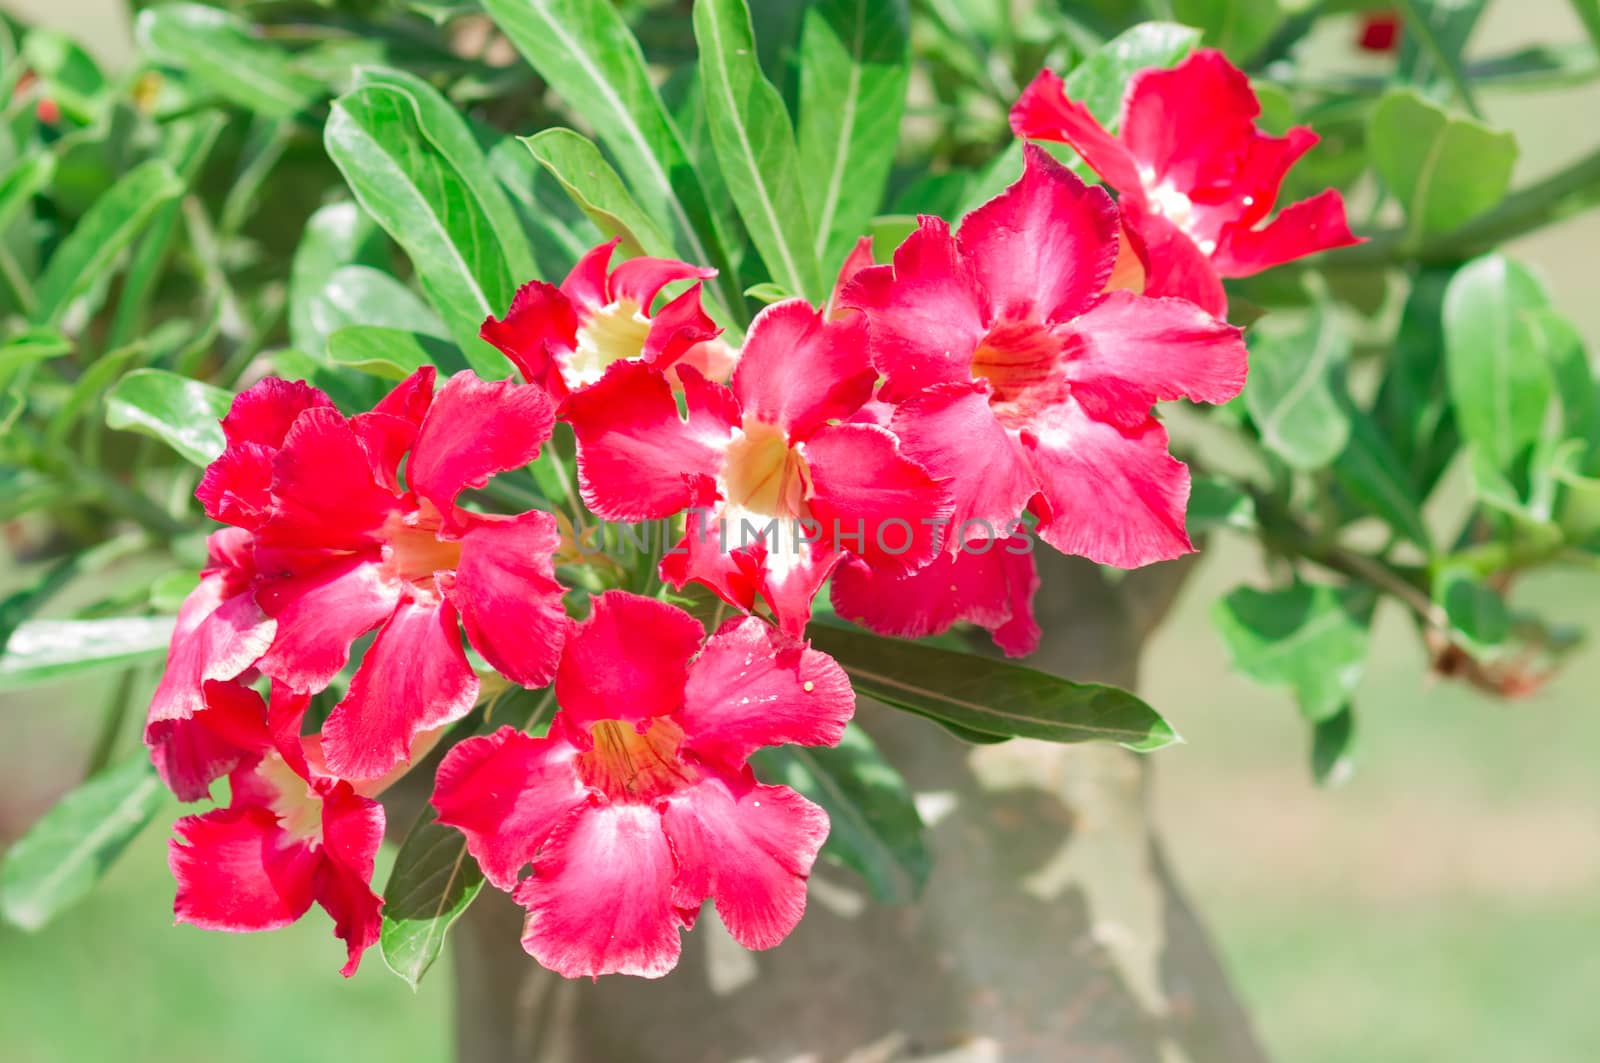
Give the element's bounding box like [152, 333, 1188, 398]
[1186, 475, 1257, 535]
[752, 723, 929, 904]
[1369, 89, 1516, 240]
[1244, 307, 1352, 470]
[289, 202, 386, 355]
[1213, 582, 1375, 722]
[1433, 566, 1510, 655]
[104, 368, 231, 466]
[325, 86, 514, 377]
[380, 806, 485, 990]
[486, 135, 596, 280]
[136, 3, 322, 118]
[1170, 0, 1282, 62]
[1375, 268, 1458, 498]
[0, 756, 165, 931]
[0, 153, 55, 235]
[807, 625, 1178, 750]
[328, 326, 467, 380]
[1309, 704, 1355, 787]
[795, 0, 910, 269]
[521, 128, 675, 259]
[1332, 408, 1433, 550]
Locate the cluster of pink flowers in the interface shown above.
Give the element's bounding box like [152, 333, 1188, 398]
[145, 50, 1350, 978]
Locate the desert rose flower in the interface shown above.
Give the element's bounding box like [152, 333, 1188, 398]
[194, 367, 567, 781]
[1011, 49, 1360, 316]
[843, 145, 1247, 569]
[480, 237, 720, 402]
[167, 682, 384, 977]
[564, 300, 950, 636]
[431, 592, 854, 978]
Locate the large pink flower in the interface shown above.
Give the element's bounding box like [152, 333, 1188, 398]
[480, 238, 720, 402]
[167, 682, 384, 976]
[564, 300, 950, 636]
[843, 145, 1247, 569]
[1011, 49, 1360, 316]
[195, 367, 567, 781]
[431, 592, 854, 978]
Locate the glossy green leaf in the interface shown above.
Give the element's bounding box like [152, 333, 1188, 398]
[104, 369, 231, 466]
[1443, 254, 1554, 475]
[1525, 307, 1599, 451]
[288, 202, 386, 355]
[696, 0, 824, 301]
[325, 85, 514, 377]
[1062, 22, 1202, 128]
[32, 161, 184, 326]
[380, 806, 485, 990]
[1245, 308, 1352, 470]
[1332, 409, 1433, 550]
[1433, 566, 1511, 656]
[482, 0, 735, 302]
[354, 66, 537, 282]
[1214, 582, 1375, 722]
[136, 4, 322, 118]
[752, 723, 929, 905]
[1375, 268, 1459, 498]
[0, 756, 165, 931]
[328, 325, 467, 380]
[485, 135, 596, 280]
[1171, 0, 1282, 63]
[795, 0, 910, 269]
[1309, 704, 1356, 787]
[743, 282, 791, 305]
[521, 128, 675, 259]
[807, 625, 1178, 750]
[1369, 89, 1516, 240]
[309, 265, 448, 348]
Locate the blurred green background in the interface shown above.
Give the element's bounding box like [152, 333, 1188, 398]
[3, 2, 1600, 1062]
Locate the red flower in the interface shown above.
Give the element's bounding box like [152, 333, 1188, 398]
[564, 300, 950, 636]
[1358, 13, 1401, 52]
[167, 682, 384, 977]
[431, 592, 854, 978]
[195, 368, 567, 781]
[843, 145, 1246, 569]
[480, 238, 721, 402]
[1011, 49, 1360, 316]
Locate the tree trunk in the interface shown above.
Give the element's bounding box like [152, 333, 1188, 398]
[451, 554, 1271, 1063]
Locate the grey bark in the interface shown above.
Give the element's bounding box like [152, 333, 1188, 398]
[449, 554, 1271, 1063]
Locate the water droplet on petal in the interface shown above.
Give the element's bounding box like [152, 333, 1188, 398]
[803, 680, 815, 693]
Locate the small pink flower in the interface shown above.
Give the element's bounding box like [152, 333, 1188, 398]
[843, 145, 1247, 569]
[564, 300, 950, 636]
[432, 591, 854, 979]
[167, 682, 384, 977]
[1011, 49, 1361, 316]
[480, 238, 721, 402]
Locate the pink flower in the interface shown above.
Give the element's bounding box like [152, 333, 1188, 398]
[564, 300, 950, 636]
[1011, 49, 1360, 316]
[843, 145, 1247, 569]
[431, 592, 854, 979]
[167, 682, 384, 977]
[480, 238, 721, 402]
[196, 367, 567, 781]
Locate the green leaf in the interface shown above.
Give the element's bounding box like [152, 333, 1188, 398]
[1375, 268, 1459, 498]
[1369, 89, 1516, 240]
[1186, 475, 1257, 535]
[752, 723, 929, 904]
[1443, 254, 1554, 476]
[807, 625, 1178, 750]
[380, 806, 485, 990]
[1064, 22, 1202, 127]
[1245, 307, 1352, 470]
[1432, 566, 1510, 656]
[136, 4, 322, 119]
[795, 0, 910, 269]
[521, 128, 675, 259]
[1332, 408, 1433, 550]
[289, 202, 386, 355]
[32, 160, 184, 326]
[485, 135, 597, 280]
[309, 265, 448, 347]
[696, 0, 825, 301]
[21, 29, 106, 123]
[353, 67, 537, 283]
[328, 326, 467, 380]
[0, 328, 71, 375]
[0, 152, 55, 236]
[104, 369, 231, 466]
[0, 617, 175, 691]
[0, 756, 165, 931]
[1524, 307, 1599, 451]
[1170, 0, 1282, 63]
[743, 282, 792, 305]
[325, 86, 515, 377]
[482, 0, 735, 303]
[1309, 704, 1356, 787]
[1213, 582, 1375, 722]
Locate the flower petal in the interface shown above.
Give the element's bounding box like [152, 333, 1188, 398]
[220, 378, 333, 448]
[170, 806, 320, 931]
[1122, 49, 1261, 194]
[480, 280, 581, 395]
[731, 300, 875, 438]
[555, 591, 703, 728]
[956, 144, 1119, 323]
[661, 771, 827, 950]
[641, 283, 720, 368]
[825, 235, 876, 319]
[566, 361, 737, 522]
[321, 598, 480, 780]
[516, 801, 684, 979]
[444, 510, 567, 689]
[408, 371, 556, 511]
[313, 783, 386, 977]
[679, 615, 853, 765]
[608, 255, 717, 309]
[1118, 200, 1228, 317]
[1009, 68, 1146, 198]
[263, 408, 401, 552]
[1212, 189, 1361, 277]
[559, 239, 620, 313]
[431, 724, 588, 890]
[150, 713, 250, 803]
[802, 422, 952, 572]
[253, 555, 399, 694]
[146, 573, 275, 736]
[1024, 403, 1193, 568]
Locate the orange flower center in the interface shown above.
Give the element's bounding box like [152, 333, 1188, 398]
[721, 420, 812, 520]
[381, 501, 462, 596]
[579, 717, 694, 801]
[568, 298, 652, 386]
[971, 320, 1069, 427]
